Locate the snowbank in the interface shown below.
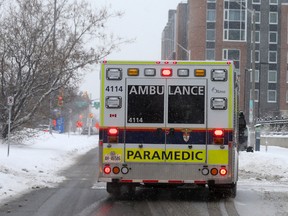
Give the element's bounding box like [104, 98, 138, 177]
[0, 132, 98, 203]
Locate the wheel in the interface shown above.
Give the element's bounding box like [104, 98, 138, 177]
[209, 183, 237, 198]
[230, 183, 237, 198]
[106, 182, 136, 199]
[106, 182, 120, 196]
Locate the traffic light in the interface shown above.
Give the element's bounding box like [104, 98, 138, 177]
[58, 96, 63, 106]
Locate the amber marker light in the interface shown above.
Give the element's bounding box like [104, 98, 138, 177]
[211, 168, 218, 176]
[112, 166, 120, 174]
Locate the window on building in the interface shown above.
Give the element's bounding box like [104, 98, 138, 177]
[207, 10, 216, 22]
[252, 31, 260, 43]
[223, 0, 246, 42]
[250, 70, 260, 83]
[224, 29, 246, 41]
[252, 0, 261, 4]
[269, 12, 278, 24]
[206, 29, 215, 41]
[268, 90, 277, 103]
[228, 9, 245, 21]
[269, 32, 277, 44]
[269, 51, 277, 63]
[251, 50, 260, 63]
[206, 49, 215, 60]
[268, 70, 277, 83]
[223, 49, 240, 73]
[255, 89, 259, 102]
[250, 89, 259, 102]
[255, 11, 261, 24]
[269, 0, 278, 4]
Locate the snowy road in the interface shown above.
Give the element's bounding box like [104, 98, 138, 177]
[1, 133, 288, 215]
[1, 152, 288, 215]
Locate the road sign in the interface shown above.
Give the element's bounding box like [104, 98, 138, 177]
[7, 96, 14, 106]
[93, 102, 100, 109]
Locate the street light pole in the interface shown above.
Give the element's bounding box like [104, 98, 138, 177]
[248, 9, 256, 150]
[232, 0, 256, 150]
[162, 38, 191, 60]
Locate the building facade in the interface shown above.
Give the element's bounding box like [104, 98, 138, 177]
[161, 10, 177, 60]
[162, 0, 288, 122]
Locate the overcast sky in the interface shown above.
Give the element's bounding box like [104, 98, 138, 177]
[81, 0, 183, 99]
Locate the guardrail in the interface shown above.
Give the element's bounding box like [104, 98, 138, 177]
[260, 135, 288, 148]
[256, 119, 288, 125]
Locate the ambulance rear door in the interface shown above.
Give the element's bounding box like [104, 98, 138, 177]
[165, 78, 207, 164]
[125, 78, 166, 162]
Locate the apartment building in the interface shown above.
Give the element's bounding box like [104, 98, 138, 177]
[162, 0, 288, 121]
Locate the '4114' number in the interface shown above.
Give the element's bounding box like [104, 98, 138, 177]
[105, 86, 123, 92]
[128, 117, 143, 123]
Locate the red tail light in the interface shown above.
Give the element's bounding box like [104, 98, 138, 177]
[104, 166, 111, 174]
[219, 168, 227, 176]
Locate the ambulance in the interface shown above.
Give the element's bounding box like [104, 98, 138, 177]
[98, 60, 239, 197]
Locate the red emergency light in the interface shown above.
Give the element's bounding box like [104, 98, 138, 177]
[108, 127, 119, 136]
[213, 129, 224, 145]
[213, 129, 224, 137]
[161, 68, 172, 77]
[108, 127, 119, 143]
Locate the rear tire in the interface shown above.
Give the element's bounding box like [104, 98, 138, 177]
[209, 183, 237, 198]
[107, 182, 120, 197]
[106, 182, 136, 199]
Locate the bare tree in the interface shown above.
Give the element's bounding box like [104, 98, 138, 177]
[0, 0, 129, 138]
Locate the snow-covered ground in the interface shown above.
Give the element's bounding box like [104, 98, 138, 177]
[0, 132, 288, 215]
[0, 132, 97, 203]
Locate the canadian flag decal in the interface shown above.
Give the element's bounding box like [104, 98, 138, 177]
[110, 114, 117, 118]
